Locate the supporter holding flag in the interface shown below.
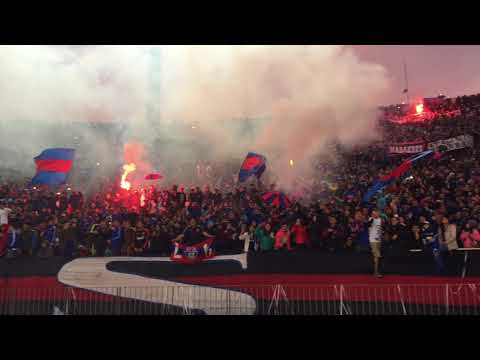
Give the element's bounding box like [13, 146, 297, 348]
[363, 150, 434, 203]
[238, 153, 266, 183]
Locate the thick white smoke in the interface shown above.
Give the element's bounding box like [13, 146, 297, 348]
[0, 45, 391, 192]
[160, 45, 391, 190]
[0, 45, 150, 182]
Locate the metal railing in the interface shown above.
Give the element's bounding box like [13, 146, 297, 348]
[1, 283, 480, 315]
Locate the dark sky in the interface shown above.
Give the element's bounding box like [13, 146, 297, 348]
[351, 46, 480, 105]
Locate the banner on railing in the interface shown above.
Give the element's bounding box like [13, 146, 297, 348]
[428, 135, 473, 153]
[388, 141, 427, 155]
[171, 238, 215, 265]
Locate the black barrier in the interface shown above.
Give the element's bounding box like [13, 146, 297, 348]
[2, 250, 480, 279]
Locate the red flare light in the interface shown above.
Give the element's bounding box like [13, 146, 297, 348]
[121, 163, 136, 191]
[416, 103, 424, 115]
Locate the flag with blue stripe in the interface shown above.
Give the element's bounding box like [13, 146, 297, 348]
[32, 148, 75, 185]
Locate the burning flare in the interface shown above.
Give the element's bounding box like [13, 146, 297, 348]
[140, 189, 146, 208]
[121, 163, 136, 191]
[416, 103, 424, 115]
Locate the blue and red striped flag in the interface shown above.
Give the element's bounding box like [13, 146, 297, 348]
[32, 148, 75, 185]
[238, 152, 266, 183]
[363, 150, 433, 203]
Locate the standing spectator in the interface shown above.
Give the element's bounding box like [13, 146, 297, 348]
[419, 216, 435, 249]
[420, 215, 446, 275]
[238, 223, 251, 253]
[323, 217, 344, 253]
[434, 216, 450, 275]
[37, 233, 54, 258]
[132, 221, 148, 256]
[368, 209, 383, 278]
[42, 218, 59, 255]
[255, 223, 274, 252]
[346, 216, 362, 252]
[215, 221, 236, 253]
[386, 215, 408, 255]
[249, 222, 259, 251]
[6, 223, 21, 258]
[397, 216, 415, 250]
[291, 218, 309, 249]
[148, 224, 170, 256]
[460, 221, 480, 248]
[92, 219, 111, 257]
[274, 224, 292, 251]
[437, 216, 458, 273]
[59, 221, 79, 257]
[307, 215, 322, 250]
[110, 219, 123, 256]
[0, 202, 12, 257]
[122, 220, 135, 256]
[177, 186, 187, 209]
[443, 217, 458, 251]
[21, 223, 39, 256]
[213, 188, 223, 206]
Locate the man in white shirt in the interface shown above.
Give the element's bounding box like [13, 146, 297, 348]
[0, 203, 12, 226]
[368, 209, 383, 278]
[0, 202, 12, 257]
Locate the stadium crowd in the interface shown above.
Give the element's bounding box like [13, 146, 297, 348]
[2, 93, 480, 276]
[380, 93, 480, 143]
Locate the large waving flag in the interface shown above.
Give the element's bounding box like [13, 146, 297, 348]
[363, 150, 433, 203]
[238, 152, 266, 183]
[32, 148, 75, 185]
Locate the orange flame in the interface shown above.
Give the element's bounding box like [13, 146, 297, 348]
[121, 163, 136, 191]
[140, 189, 146, 208]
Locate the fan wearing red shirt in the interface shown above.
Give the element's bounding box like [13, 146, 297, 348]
[274, 224, 292, 251]
[291, 218, 310, 249]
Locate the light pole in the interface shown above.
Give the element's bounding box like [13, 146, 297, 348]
[403, 58, 410, 105]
